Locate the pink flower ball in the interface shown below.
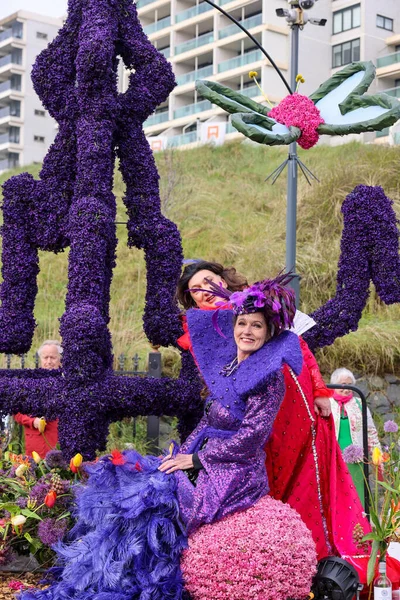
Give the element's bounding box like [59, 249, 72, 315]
[268, 93, 324, 150]
[181, 495, 317, 600]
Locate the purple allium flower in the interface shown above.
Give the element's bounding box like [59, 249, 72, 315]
[384, 420, 399, 433]
[343, 444, 364, 464]
[38, 518, 68, 546]
[45, 450, 68, 470]
[30, 482, 51, 506]
[16, 497, 28, 509]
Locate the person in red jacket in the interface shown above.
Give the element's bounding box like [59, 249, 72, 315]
[14, 340, 61, 458]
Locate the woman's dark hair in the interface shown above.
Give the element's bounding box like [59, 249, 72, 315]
[176, 260, 248, 310]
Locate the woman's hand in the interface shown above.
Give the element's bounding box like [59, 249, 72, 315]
[158, 453, 194, 474]
[314, 397, 331, 417]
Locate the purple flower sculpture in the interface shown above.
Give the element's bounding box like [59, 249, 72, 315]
[384, 420, 399, 434]
[304, 185, 400, 350]
[0, 0, 202, 459]
[342, 444, 364, 464]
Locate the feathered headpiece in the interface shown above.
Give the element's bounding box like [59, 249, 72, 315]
[189, 272, 296, 338]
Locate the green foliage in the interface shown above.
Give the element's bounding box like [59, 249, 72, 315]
[1, 141, 400, 374]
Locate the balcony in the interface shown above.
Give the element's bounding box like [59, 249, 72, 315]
[174, 98, 212, 119]
[384, 86, 400, 98]
[167, 130, 197, 147]
[240, 84, 261, 98]
[0, 80, 11, 95]
[144, 16, 171, 35]
[175, 32, 214, 55]
[0, 106, 10, 119]
[144, 111, 169, 127]
[159, 47, 170, 58]
[219, 13, 262, 40]
[176, 2, 213, 24]
[176, 64, 213, 86]
[136, 0, 157, 7]
[377, 52, 400, 69]
[0, 29, 13, 44]
[218, 49, 263, 73]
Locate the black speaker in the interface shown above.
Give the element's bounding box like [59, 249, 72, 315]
[312, 556, 361, 600]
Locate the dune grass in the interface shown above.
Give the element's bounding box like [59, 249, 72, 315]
[1, 140, 400, 375]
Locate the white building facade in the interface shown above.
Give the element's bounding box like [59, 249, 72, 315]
[133, 0, 400, 149]
[0, 11, 62, 173]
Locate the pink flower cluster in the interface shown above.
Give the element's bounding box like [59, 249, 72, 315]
[181, 495, 317, 600]
[268, 93, 324, 149]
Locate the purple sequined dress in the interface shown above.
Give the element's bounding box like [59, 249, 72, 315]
[20, 311, 302, 600]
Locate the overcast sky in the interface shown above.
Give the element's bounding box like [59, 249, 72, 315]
[1, 0, 67, 20]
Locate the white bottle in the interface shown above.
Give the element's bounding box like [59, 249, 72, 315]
[374, 560, 392, 600]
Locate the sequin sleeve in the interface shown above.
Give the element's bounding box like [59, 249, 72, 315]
[198, 371, 285, 468]
[300, 337, 332, 398]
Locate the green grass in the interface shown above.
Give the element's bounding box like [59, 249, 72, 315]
[1, 141, 400, 375]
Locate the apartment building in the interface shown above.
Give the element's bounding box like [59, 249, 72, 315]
[135, 0, 400, 149]
[0, 11, 62, 173]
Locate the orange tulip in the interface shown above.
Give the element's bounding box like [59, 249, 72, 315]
[382, 452, 390, 463]
[44, 490, 57, 508]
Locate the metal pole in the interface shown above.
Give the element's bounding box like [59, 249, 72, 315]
[146, 351, 161, 454]
[286, 24, 300, 304]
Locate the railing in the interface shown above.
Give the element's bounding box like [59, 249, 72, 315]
[167, 130, 198, 147]
[219, 13, 262, 39]
[159, 47, 170, 58]
[0, 29, 13, 43]
[384, 86, 400, 98]
[0, 55, 12, 68]
[218, 49, 263, 73]
[176, 64, 213, 86]
[144, 111, 169, 127]
[240, 84, 261, 98]
[0, 106, 10, 119]
[174, 98, 212, 119]
[376, 127, 390, 138]
[176, 2, 213, 23]
[0, 158, 14, 171]
[144, 15, 171, 35]
[376, 51, 400, 69]
[175, 31, 214, 55]
[0, 80, 11, 94]
[136, 0, 158, 8]
[0, 132, 9, 144]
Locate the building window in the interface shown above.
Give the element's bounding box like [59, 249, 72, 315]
[36, 31, 48, 40]
[8, 152, 19, 168]
[12, 22, 23, 39]
[11, 48, 22, 65]
[10, 74, 21, 91]
[10, 100, 21, 117]
[332, 38, 360, 68]
[333, 4, 361, 34]
[34, 135, 45, 143]
[377, 15, 394, 32]
[34, 109, 46, 117]
[9, 126, 20, 144]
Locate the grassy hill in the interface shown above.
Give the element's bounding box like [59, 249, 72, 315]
[1, 140, 400, 375]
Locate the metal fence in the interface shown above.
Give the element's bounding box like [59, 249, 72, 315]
[0, 351, 163, 452]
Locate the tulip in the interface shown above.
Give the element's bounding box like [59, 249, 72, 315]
[372, 447, 383, 466]
[38, 417, 47, 434]
[11, 515, 26, 527]
[44, 490, 57, 508]
[15, 464, 28, 478]
[32, 451, 41, 464]
[69, 458, 78, 473]
[382, 452, 390, 463]
[72, 453, 83, 468]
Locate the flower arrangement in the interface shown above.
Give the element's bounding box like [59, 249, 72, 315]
[0, 0, 203, 459]
[268, 92, 324, 149]
[181, 494, 317, 600]
[0, 450, 80, 567]
[348, 420, 400, 584]
[303, 185, 400, 351]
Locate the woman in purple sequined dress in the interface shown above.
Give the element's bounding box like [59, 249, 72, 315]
[21, 275, 304, 600]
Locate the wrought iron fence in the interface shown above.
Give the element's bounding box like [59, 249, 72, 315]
[0, 351, 164, 452]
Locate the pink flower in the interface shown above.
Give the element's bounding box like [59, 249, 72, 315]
[181, 495, 317, 600]
[268, 93, 324, 150]
[8, 580, 25, 591]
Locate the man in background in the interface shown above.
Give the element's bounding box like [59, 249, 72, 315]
[14, 340, 62, 458]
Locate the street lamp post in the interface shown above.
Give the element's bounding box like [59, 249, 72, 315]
[276, 1, 326, 303]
